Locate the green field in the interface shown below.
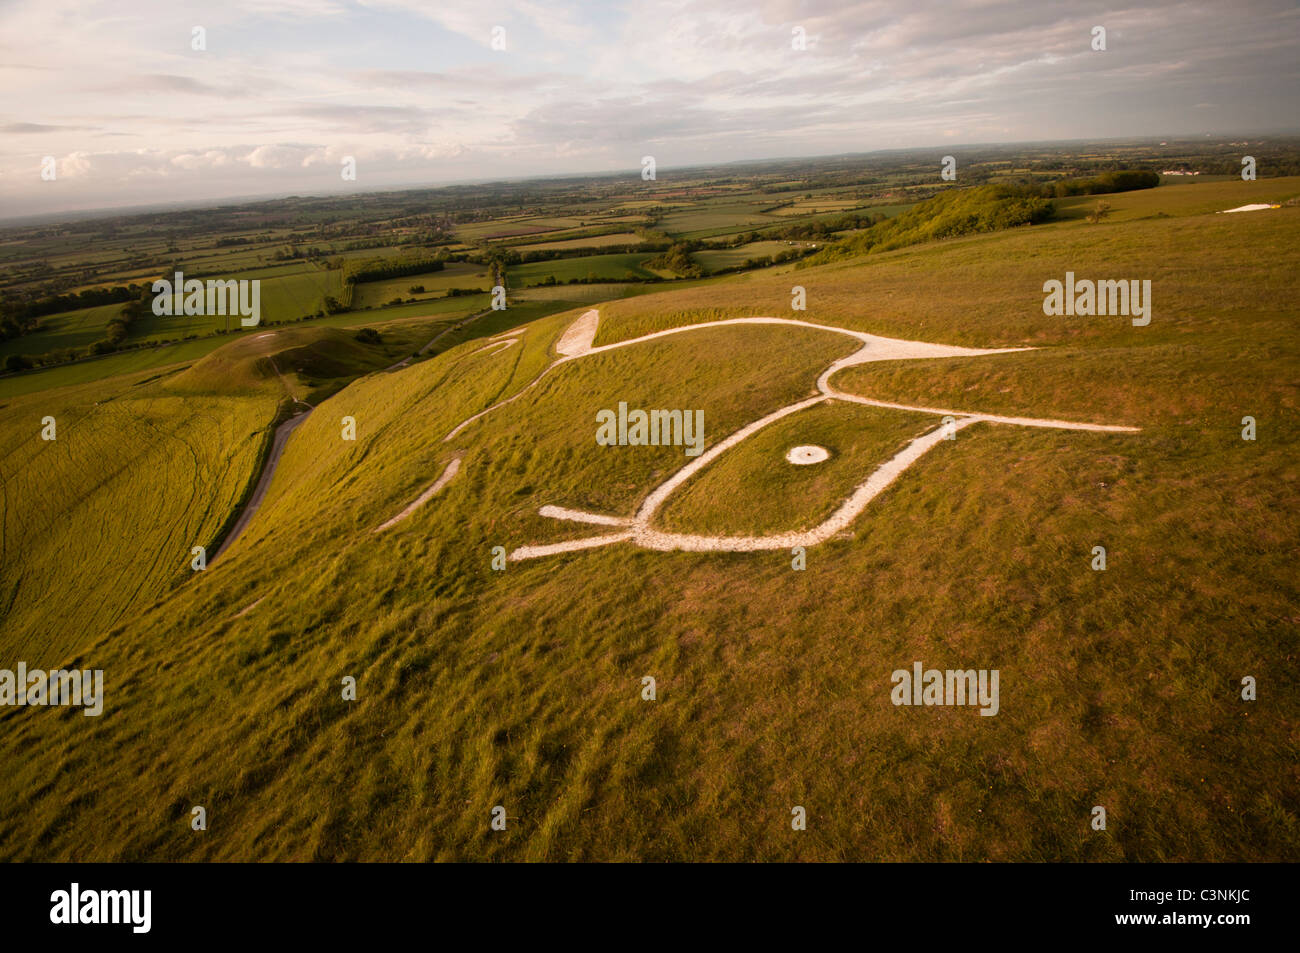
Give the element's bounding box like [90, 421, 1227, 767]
[769, 199, 865, 216]
[455, 216, 589, 242]
[255, 269, 343, 320]
[140, 268, 344, 334]
[693, 240, 812, 271]
[1053, 177, 1297, 221]
[660, 203, 785, 238]
[0, 268, 346, 367]
[0, 371, 282, 660]
[1, 302, 128, 356]
[513, 232, 646, 251]
[507, 253, 660, 285]
[350, 263, 491, 309]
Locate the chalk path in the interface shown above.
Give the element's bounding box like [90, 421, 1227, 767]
[443, 313, 1137, 444]
[211, 408, 312, 565]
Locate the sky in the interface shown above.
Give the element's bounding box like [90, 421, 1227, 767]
[1, 0, 1297, 217]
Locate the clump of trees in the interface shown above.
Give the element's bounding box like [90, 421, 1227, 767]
[645, 242, 702, 277]
[480, 247, 519, 275]
[1046, 169, 1160, 197]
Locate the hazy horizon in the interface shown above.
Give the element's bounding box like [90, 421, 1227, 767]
[7, 131, 1294, 227]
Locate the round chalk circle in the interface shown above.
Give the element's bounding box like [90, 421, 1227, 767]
[786, 445, 830, 465]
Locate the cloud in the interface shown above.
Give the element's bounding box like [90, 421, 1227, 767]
[245, 144, 313, 168]
[0, 0, 1295, 216]
[2, 121, 90, 133]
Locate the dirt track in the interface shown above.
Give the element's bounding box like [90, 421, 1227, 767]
[211, 408, 311, 564]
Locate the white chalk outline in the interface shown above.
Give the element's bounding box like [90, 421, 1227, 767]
[419, 309, 1139, 559]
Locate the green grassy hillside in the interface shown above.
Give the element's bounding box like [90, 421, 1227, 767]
[0, 178, 1295, 862]
[0, 327, 401, 662]
[0, 373, 280, 661]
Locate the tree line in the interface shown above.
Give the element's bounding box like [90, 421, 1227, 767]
[343, 258, 446, 284]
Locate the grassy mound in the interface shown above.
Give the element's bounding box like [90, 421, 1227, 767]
[168, 326, 397, 400]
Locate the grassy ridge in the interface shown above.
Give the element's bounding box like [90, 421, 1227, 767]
[806, 184, 1053, 263]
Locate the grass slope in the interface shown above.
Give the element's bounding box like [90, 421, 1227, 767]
[0, 177, 1295, 862]
[0, 328, 399, 662]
